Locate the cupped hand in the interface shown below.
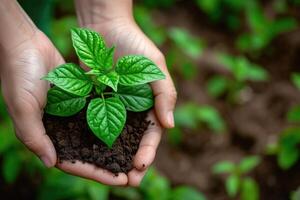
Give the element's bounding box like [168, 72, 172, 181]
[0, 30, 127, 186]
[86, 18, 177, 186]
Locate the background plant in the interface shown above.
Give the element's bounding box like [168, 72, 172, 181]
[213, 156, 261, 200]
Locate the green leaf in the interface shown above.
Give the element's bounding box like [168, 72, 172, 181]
[226, 174, 240, 198]
[241, 178, 260, 200]
[3, 151, 22, 183]
[42, 63, 93, 96]
[97, 71, 119, 92]
[87, 182, 109, 200]
[278, 145, 299, 169]
[98, 46, 115, 70]
[287, 105, 300, 122]
[168, 27, 205, 58]
[95, 84, 107, 95]
[206, 75, 228, 98]
[278, 128, 300, 169]
[116, 55, 165, 86]
[171, 186, 206, 200]
[213, 161, 235, 174]
[87, 97, 126, 147]
[292, 73, 300, 90]
[45, 87, 86, 117]
[115, 84, 154, 112]
[239, 156, 261, 174]
[71, 28, 109, 70]
[196, 106, 226, 133]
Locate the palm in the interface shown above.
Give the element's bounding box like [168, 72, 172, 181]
[87, 21, 166, 185]
[1, 31, 128, 185]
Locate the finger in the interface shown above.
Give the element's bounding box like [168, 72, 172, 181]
[151, 57, 177, 129]
[133, 111, 162, 170]
[57, 161, 128, 186]
[127, 168, 147, 187]
[11, 105, 57, 168]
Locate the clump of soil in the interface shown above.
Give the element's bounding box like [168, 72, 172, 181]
[43, 107, 150, 174]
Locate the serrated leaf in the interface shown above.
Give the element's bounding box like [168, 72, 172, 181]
[99, 46, 115, 70]
[115, 84, 153, 112]
[42, 63, 93, 96]
[97, 71, 119, 92]
[116, 55, 165, 86]
[45, 87, 86, 116]
[71, 28, 108, 69]
[87, 97, 126, 147]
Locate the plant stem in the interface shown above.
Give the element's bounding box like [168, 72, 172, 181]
[102, 92, 114, 95]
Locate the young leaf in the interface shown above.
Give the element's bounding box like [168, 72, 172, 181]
[241, 178, 260, 200]
[226, 174, 240, 198]
[115, 84, 154, 112]
[42, 63, 93, 96]
[97, 71, 119, 92]
[87, 97, 126, 148]
[71, 28, 108, 69]
[292, 73, 300, 90]
[45, 87, 87, 117]
[116, 55, 165, 86]
[239, 156, 261, 173]
[98, 46, 115, 70]
[212, 161, 235, 174]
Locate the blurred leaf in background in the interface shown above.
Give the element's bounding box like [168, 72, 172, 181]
[134, 5, 167, 46]
[237, 1, 297, 53]
[291, 72, 300, 90]
[174, 102, 226, 133]
[18, 0, 54, 36]
[213, 156, 261, 200]
[277, 128, 300, 169]
[50, 16, 78, 57]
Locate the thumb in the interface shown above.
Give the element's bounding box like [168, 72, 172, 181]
[11, 105, 57, 167]
[151, 57, 177, 128]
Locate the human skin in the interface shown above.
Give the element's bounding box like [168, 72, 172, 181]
[75, 0, 177, 186]
[0, 0, 177, 186]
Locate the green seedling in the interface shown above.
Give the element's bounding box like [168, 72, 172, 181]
[213, 156, 261, 200]
[42, 28, 165, 148]
[292, 72, 300, 90]
[237, 1, 297, 54]
[276, 127, 300, 169]
[206, 53, 268, 103]
[166, 27, 205, 80]
[168, 102, 226, 146]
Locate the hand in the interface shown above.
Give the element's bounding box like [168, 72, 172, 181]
[0, 30, 127, 185]
[85, 18, 177, 186]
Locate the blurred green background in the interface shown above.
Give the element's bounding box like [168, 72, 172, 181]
[1, 0, 300, 199]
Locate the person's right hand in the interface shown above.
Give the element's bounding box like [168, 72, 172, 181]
[0, 30, 128, 185]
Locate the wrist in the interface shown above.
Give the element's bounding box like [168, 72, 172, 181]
[0, 0, 38, 52]
[75, 0, 134, 28]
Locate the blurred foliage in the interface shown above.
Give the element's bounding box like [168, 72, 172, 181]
[213, 156, 261, 200]
[1, 0, 300, 199]
[168, 102, 226, 145]
[206, 53, 268, 103]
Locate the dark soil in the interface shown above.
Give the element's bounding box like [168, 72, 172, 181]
[43, 107, 150, 174]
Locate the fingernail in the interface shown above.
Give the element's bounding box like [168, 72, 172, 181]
[40, 156, 52, 168]
[167, 111, 174, 128]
